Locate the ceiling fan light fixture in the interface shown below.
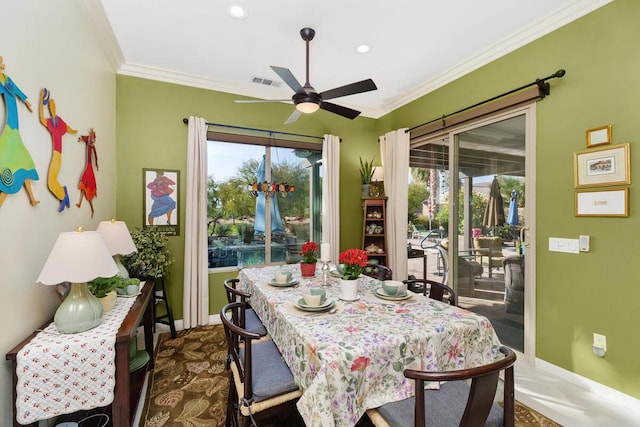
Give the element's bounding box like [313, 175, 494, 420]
[296, 101, 320, 114]
[228, 5, 248, 19]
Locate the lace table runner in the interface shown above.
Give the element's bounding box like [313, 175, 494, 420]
[15, 286, 143, 424]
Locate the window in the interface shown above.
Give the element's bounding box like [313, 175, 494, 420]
[207, 135, 322, 269]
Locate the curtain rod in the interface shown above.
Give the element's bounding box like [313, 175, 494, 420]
[181, 118, 324, 141]
[405, 69, 566, 133]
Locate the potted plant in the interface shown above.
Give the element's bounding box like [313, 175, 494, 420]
[123, 227, 174, 280]
[359, 157, 375, 196]
[338, 248, 368, 301]
[88, 275, 119, 312]
[299, 241, 319, 277]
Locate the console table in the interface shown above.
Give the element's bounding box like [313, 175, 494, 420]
[6, 281, 155, 427]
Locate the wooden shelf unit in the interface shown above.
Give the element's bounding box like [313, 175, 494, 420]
[362, 198, 387, 266]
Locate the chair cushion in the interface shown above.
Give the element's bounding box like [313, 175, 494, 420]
[376, 380, 504, 427]
[239, 340, 298, 403]
[246, 308, 268, 335]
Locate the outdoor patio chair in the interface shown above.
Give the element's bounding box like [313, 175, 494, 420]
[503, 256, 524, 315]
[220, 302, 302, 427]
[410, 223, 429, 240]
[437, 240, 483, 298]
[366, 345, 516, 427]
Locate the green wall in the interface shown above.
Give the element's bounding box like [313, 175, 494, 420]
[115, 77, 378, 320]
[380, 0, 640, 398]
[116, 0, 640, 398]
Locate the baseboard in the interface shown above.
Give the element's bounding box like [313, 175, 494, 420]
[534, 358, 640, 409]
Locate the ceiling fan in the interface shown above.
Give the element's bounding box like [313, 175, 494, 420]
[235, 27, 377, 124]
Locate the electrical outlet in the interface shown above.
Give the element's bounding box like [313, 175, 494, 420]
[579, 235, 590, 252]
[593, 333, 607, 351]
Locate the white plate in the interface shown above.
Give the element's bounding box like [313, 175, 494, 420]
[374, 288, 411, 301]
[268, 278, 300, 287]
[330, 269, 342, 278]
[339, 296, 359, 302]
[117, 292, 141, 298]
[295, 298, 335, 312]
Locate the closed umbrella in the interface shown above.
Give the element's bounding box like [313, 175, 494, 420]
[483, 177, 505, 234]
[506, 189, 519, 226]
[254, 155, 285, 234]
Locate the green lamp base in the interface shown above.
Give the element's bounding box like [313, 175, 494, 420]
[54, 282, 104, 334]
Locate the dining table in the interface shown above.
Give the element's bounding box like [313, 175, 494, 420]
[238, 264, 502, 427]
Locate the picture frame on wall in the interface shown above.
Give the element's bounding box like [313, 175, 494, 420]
[574, 143, 630, 188]
[143, 168, 180, 236]
[575, 188, 629, 217]
[586, 124, 612, 148]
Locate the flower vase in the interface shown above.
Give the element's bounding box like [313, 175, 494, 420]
[340, 278, 359, 301]
[300, 262, 317, 277]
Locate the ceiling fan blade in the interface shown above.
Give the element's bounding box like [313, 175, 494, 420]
[320, 102, 361, 120]
[284, 109, 302, 125]
[319, 79, 377, 101]
[271, 66, 305, 94]
[234, 99, 292, 103]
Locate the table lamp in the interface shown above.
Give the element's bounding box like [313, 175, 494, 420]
[37, 227, 118, 333]
[97, 219, 137, 278]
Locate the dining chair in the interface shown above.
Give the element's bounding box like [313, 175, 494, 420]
[403, 279, 456, 305]
[366, 345, 516, 427]
[224, 278, 267, 336]
[364, 263, 393, 280]
[220, 302, 302, 427]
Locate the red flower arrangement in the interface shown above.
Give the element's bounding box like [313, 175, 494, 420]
[338, 248, 368, 280]
[300, 241, 320, 264]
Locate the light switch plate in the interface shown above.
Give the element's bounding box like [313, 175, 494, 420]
[579, 235, 590, 252]
[593, 333, 607, 351]
[549, 237, 580, 254]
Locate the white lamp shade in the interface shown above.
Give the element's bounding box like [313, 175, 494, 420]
[372, 166, 384, 181]
[37, 230, 118, 285]
[97, 220, 137, 256]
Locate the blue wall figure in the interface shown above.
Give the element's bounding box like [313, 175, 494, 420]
[0, 56, 40, 207]
[254, 155, 284, 234]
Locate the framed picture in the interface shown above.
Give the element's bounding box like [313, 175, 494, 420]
[575, 188, 629, 217]
[143, 168, 180, 236]
[574, 143, 630, 188]
[586, 125, 612, 148]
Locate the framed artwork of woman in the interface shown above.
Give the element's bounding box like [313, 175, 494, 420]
[143, 168, 179, 236]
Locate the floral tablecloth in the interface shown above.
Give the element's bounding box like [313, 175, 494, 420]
[239, 266, 501, 427]
[15, 284, 144, 424]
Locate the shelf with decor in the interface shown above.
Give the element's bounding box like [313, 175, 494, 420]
[362, 197, 387, 265]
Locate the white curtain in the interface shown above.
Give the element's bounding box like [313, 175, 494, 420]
[379, 129, 409, 280]
[183, 116, 209, 328]
[322, 134, 340, 262]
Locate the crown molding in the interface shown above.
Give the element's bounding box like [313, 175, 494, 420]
[376, 0, 613, 118]
[78, 0, 125, 71]
[89, 0, 611, 120]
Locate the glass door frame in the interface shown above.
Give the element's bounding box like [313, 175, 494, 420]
[416, 104, 536, 363]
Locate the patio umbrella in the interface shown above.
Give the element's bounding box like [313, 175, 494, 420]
[254, 155, 285, 234]
[483, 177, 505, 234]
[506, 189, 519, 226]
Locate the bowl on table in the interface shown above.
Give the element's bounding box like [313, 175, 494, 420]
[381, 280, 407, 297]
[274, 270, 293, 284]
[302, 288, 326, 307]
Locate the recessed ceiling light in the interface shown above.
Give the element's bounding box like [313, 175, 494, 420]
[228, 5, 248, 20]
[356, 44, 371, 54]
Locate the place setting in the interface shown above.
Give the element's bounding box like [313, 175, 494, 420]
[294, 288, 336, 314]
[268, 269, 300, 287]
[372, 280, 413, 301]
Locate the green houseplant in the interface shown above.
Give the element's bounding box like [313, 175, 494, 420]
[359, 157, 375, 196]
[88, 275, 119, 312]
[123, 227, 174, 279]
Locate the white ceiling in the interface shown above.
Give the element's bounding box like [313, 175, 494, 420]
[94, 0, 609, 120]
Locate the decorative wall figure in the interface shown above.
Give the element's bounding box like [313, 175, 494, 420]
[146, 170, 176, 226]
[39, 88, 77, 212]
[0, 56, 40, 207]
[76, 128, 99, 217]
